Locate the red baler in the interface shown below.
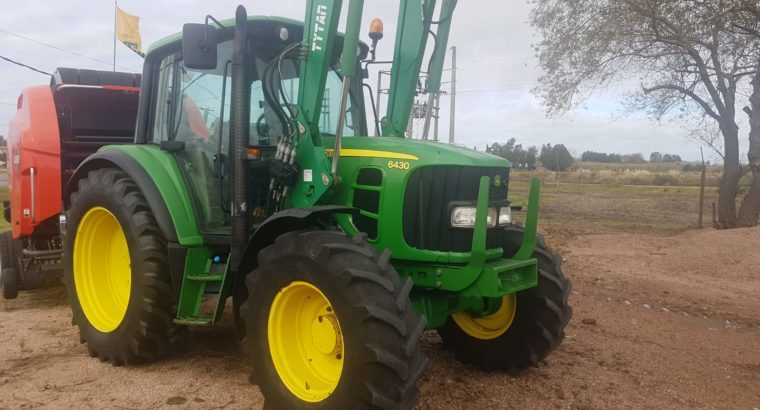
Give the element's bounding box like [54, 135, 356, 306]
[1, 68, 140, 298]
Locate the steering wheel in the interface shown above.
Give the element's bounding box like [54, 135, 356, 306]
[255, 112, 271, 144]
[255, 103, 295, 144]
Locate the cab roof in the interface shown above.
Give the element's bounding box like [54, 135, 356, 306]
[147, 15, 369, 57]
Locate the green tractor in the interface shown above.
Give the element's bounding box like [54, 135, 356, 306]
[62, 1, 572, 408]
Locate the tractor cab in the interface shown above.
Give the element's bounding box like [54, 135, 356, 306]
[140, 17, 369, 235]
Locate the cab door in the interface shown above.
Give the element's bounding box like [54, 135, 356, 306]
[152, 48, 232, 235]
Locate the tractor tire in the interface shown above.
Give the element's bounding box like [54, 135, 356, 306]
[63, 168, 179, 365]
[2, 268, 19, 300]
[240, 230, 428, 410]
[1, 231, 19, 299]
[437, 226, 572, 371]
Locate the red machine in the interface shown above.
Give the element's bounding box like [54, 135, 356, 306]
[1, 68, 140, 299]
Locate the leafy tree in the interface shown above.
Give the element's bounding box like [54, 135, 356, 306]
[661, 153, 683, 163]
[530, 0, 760, 227]
[540, 143, 574, 171]
[650, 152, 663, 163]
[621, 153, 646, 164]
[582, 150, 623, 163]
[486, 138, 538, 169]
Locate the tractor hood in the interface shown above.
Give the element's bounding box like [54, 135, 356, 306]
[333, 136, 511, 169]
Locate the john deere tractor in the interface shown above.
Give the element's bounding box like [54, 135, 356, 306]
[62, 1, 572, 408]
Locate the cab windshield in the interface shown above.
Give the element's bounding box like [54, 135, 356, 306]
[153, 39, 365, 148]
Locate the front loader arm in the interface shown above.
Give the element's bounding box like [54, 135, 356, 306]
[298, 0, 344, 137]
[288, 0, 345, 209]
[382, 0, 457, 137]
[289, 0, 366, 208]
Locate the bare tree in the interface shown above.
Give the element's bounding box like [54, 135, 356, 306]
[530, 0, 760, 228]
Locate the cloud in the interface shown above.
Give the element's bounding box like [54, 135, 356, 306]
[0, 1, 749, 162]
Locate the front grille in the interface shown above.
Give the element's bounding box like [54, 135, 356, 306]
[402, 166, 509, 252]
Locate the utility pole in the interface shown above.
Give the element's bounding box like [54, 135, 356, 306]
[113, 0, 117, 72]
[433, 92, 440, 141]
[448, 46, 456, 144]
[555, 149, 560, 186]
[376, 71, 384, 136]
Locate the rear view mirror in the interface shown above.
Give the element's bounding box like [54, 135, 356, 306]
[182, 23, 218, 70]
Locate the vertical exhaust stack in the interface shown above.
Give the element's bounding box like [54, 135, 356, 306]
[230, 5, 250, 269]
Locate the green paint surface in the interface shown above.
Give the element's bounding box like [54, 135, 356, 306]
[100, 144, 203, 247]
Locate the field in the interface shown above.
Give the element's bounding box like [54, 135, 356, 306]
[514, 161, 752, 189]
[510, 179, 717, 232]
[1, 165, 759, 409]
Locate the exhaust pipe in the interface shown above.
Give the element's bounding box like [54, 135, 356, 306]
[230, 5, 250, 269]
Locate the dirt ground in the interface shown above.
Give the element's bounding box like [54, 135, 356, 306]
[1, 227, 759, 409]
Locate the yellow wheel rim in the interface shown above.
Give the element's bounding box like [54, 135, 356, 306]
[268, 281, 344, 402]
[452, 294, 517, 340]
[73, 207, 131, 333]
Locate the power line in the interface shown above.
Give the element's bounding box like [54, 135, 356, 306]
[444, 59, 527, 72]
[0, 55, 50, 76]
[0, 28, 133, 71]
[457, 85, 531, 93]
[0, 102, 16, 107]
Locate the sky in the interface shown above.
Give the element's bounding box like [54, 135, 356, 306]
[0, 0, 750, 162]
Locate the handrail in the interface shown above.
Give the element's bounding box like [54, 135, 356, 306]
[30, 167, 36, 223]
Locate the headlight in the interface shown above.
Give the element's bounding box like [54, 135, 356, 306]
[450, 206, 497, 228]
[498, 207, 512, 225]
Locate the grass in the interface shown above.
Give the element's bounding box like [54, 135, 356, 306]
[570, 161, 719, 173]
[512, 162, 751, 190]
[508, 174, 718, 233]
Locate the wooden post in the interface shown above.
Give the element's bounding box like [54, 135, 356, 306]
[698, 147, 706, 228]
[712, 202, 717, 228]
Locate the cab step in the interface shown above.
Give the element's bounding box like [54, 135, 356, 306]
[174, 247, 231, 326]
[174, 316, 214, 326]
[186, 274, 226, 282]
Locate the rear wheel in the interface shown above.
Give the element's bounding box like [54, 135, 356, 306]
[240, 230, 427, 409]
[437, 227, 572, 371]
[64, 169, 179, 365]
[1, 231, 19, 299]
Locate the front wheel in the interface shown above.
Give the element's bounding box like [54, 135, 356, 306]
[64, 168, 179, 365]
[240, 230, 428, 409]
[437, 227, 573, 371]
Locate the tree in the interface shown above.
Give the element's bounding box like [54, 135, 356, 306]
[540, 143, 574, 171]
[734, 1, 760, 226]
[486, 138, 538, 169]
[531, 0, 760, 228]
[582, 150, 625, 163]
[622, 153, 646, 164]
[650, 151, 663, 162]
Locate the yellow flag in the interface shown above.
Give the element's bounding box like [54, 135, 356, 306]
[116, 7, 144, 57]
